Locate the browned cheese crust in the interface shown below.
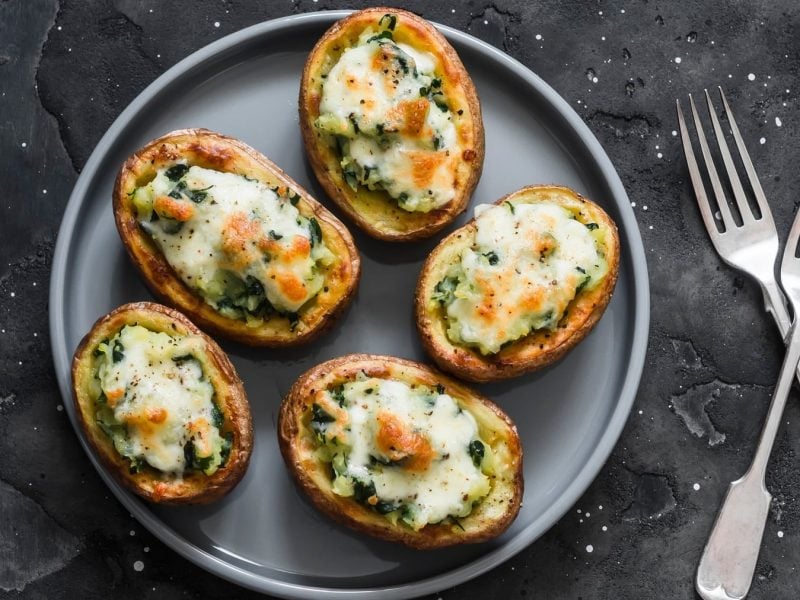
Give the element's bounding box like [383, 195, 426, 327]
[71, 302, 253, 504]
[299, 7, 484, 241]
[113, 128, 361, 346]
[278, 354, 523, 549]
[415, 185, 621, 382]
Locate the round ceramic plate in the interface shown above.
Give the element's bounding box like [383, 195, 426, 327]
[50, 11, 649, 599]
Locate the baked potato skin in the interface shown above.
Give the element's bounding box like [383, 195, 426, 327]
[71, 302, 253, 504]
[299, 7, 485, 241]
[416, 185, 621, 383]
[278, 354, 523, 549]
[113, 128, 361, 347]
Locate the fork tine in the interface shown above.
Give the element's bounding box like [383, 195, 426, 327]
[703, 89, 756, 224]
[689, 93, 737, 232]
[718, 87, 774, 225]
[677, 99, 720, 238]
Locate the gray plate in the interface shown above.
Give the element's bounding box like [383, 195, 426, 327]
[49, 11, 649, 599]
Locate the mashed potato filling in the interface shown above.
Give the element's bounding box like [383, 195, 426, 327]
[310, 376, 493, 530]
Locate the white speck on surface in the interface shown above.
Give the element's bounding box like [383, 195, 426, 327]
[57, 404, 63, 412]
[672, 130, 678, 136]
[776, 117, 782, 127]
[10, 292, 15, 297]
[621, 8, 625, 13]
[599, 10, 603, 15]
[760, 137, 766, 144]
[674, 57, 682, 64]
[214, 21, 220, 28]
[592, 76, 598, 83]
[599, 505, 603, 510]
[585, 512, 590, 517]
[42, 189, 47, 194]
[748, 73, 756, 81]
[778, 531, 784, 538]
[601, 36, 606, 41]
[483, 19, 488, 25]
[579, 519, 584, 523]
[657, 152, 663, 159]
[144, 546, 150, 553]
[602, 525, 608, 531]
[133, 560, 144, 572]
[638, 410, 643, 414]
[129, 530, 136, 536]
[57, 25, 62, 30]
[535, 34, 542, 40]
[693, 483, 701, 491]
[20, 142, 26, 148]
[451, 8, 455, 12]
[577, 508, 582, 513]
[631, 201, 636, 207]
[586, 544, 594, 553]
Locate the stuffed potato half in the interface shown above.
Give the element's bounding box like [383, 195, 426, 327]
[299, 7, 484, 241]
[278, 354, 523, 549]
[71, 302, 253, 504]
[416, 185, 621, 382]
[113, 128, 360, 347]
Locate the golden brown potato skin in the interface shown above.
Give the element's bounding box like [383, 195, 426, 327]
[416, 185, 621, 382]
[113, 128, 361, 346]
[299, 8, 484, 241]
[71, 302, 253, 504]
[278, 354, 523, 549]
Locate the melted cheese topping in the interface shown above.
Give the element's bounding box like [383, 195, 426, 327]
[441, 201, 608, 355]
[317, 28, 460, 212]
[95, 325, 225, 474]
[312, 377, 491, 530]
[133, 166, 333, 319]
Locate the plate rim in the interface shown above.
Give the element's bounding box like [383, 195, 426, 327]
[49, 10, 650, 599]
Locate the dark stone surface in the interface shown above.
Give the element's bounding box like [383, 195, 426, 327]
[2, 0, 800, 597]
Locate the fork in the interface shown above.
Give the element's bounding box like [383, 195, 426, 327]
[676, 87, 792, 343]
[677, 88, 797, 599]
[693, 207, 800, 599]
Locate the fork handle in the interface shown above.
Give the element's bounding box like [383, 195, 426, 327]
[760, 277, 792, 342]
[696, 321, 800, 600]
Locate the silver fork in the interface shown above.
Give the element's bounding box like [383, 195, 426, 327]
[676, 87, 792, 341]
[694, 208, 800, 600]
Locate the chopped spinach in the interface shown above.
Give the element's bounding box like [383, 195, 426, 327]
[329, 384, 346, 407]
[289, 192, 301, 206]
[245, 275, 265, 297]
[160, 218, 184, 234]
[172, 354, 194, 365]
[348, 113, 360, 134]
[311, 403, 336, 425]
[483, 251, 500, 266]
[188, 185, 212, 204]
[220, 432, 233, 465]
[308, 218, 322, 246]
[165, 164, 189, 181]
[435, 383, 446, 395]
[211, 401, 224, 429]
[353, 479, 377, 503]
[505, 201, 515, 214]
[468, 440, 485, 468]
[367, 30, 394, 43]
[585, 222, 599, 231]
[378, 13, 397, 30]
[112, 339, 125, 363]
[268, 230, 283, 240]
